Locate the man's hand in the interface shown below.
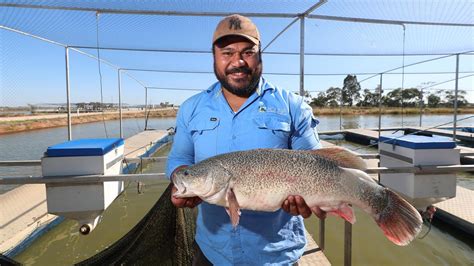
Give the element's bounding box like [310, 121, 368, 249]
[282, 195, 326, 219]
[170, 185, 202, 208]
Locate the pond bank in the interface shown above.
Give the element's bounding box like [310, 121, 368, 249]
[1, 107, 473, 135]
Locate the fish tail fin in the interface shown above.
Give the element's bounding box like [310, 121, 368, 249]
[375, 189, 423, 246]
[309, 146, 366, 170]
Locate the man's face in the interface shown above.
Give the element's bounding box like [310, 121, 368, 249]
[213, 36, 262, 98]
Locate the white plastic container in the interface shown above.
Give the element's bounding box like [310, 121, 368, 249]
[41, 138, 124, 234]
[379, 134, 459, 210]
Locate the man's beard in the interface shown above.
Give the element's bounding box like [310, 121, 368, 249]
[214, 63, 262, 98]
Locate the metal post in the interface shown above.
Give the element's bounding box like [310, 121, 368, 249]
[377, 74, 383, 183]
[299, 15, 305, 97]
[419, 87, 423, 127]
[118, 69, 123, 138]
[339, 90, 343, 131]
[378, 74, 383, 139]
[319, 218, 325, 251]
[144, 87, 148, 131]
[453, 54, 460, 141]
[65, 46, 72, 140]
[344, 221, 352, 266]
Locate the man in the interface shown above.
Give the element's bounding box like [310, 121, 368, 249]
[166, 14, 323, 265]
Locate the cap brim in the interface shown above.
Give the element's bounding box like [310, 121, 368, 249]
[213, 33, 259, 46]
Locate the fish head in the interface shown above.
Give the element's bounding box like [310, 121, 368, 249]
[172, 162, 231, 199]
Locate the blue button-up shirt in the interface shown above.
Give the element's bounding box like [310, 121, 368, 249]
[166, 78, 321, 265]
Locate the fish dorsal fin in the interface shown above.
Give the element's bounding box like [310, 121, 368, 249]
[308, 146, 367, 170]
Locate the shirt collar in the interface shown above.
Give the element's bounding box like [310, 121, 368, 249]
[256, 77, 275, 96]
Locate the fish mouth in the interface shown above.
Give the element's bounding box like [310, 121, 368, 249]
[173, 179, 187, 197]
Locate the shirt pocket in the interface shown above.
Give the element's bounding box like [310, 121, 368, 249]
[253, 113, 291, 142]
[188, 118, 220, 161]
[189, 119, 220, 135]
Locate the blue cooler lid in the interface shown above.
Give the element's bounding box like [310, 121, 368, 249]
[46, 138, 124, 157]
[379, 134, 456, 149]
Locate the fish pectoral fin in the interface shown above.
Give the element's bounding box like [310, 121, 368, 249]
[226, 188, 241, 228]
[327, 203, 356, 224]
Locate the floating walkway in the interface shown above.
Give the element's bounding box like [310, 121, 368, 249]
[337, 128, 474, 163]
[0, 130, 170, 256]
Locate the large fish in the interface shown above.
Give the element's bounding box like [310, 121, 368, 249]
[172, 147, 423, 246]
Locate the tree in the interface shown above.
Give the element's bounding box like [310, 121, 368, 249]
[427, 93, 441, 108]
[401, 88, 422, 107]
[342, 75, 361, 106]
[325, 87, 342, 107]
[443, 89, 468, 107]
[384, 87, 421, 107]
[384, 88, 402, 107]
[310, 92, 327, 107]
[358, 89, 377, 107]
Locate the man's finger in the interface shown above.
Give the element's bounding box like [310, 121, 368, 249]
[192, 197, 202, 206]
[311, 206, 327, 220]
[282, 199, 289, 212]
[184, 199, 194, 208]
[295, 196, 311, 218]
[288, 196, 298, 215]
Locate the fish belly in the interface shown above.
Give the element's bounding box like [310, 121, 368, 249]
[233, 188, 288, 212]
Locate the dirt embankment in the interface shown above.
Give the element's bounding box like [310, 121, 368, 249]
[1, 107, 473, 135]
[0, 109, 177, 135]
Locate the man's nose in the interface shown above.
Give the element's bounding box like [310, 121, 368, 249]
[231, 54, 246, 67]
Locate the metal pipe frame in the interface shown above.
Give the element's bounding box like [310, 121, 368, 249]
[103, 67, 474, 77]
[319, 218, 325, 251]
[52, 45, 474, 56]
[2, 3, 472, 27]
[2, 165, 473, 184]
[0, 173, 168, 185]
[358, 50, 473, 84]
[0, 160, 41, 166]
[9, 153, 474, 168]
[262, 17, 300, 52]
[65, 47, 72, 140]
[118, 68, 123, 138]
[147, 87, 202, 92]
[378, 74, 383, 140]
[299, 15, 305, 97]
[344, 221, 352, 266]
[453, 54, 460, 141]
[0, 25, 149, 139]
[144, 87, 148, 130]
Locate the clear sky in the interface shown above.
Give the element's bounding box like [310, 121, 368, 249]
[0, 2, 473, 107]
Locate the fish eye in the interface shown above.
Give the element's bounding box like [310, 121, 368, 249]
[184, 170, 189, 176]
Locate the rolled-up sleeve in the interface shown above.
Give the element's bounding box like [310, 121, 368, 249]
[166, 106, 195, 179]
[290, 95, 322, 150]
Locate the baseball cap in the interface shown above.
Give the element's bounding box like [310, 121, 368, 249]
[212, 14, 260, 46]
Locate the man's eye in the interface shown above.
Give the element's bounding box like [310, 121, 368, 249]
[222, 52, 233, 57]
[244, 51, 256, 57]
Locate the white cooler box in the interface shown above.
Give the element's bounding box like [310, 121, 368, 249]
[379, 134, 459, 210]
[41, 138, 124, 234]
